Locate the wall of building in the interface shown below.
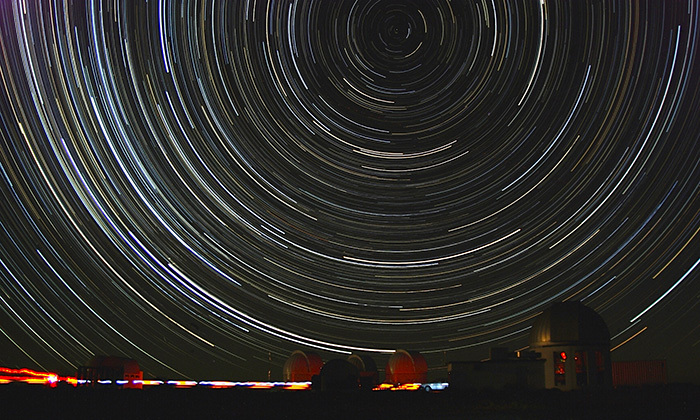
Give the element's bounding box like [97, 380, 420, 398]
[530, 345, 611, 390]
[448, 360, 545, 390]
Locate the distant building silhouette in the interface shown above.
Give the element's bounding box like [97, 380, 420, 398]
[448, 348, 545, 390]
[317, 359, 359, 391]
[77, 355, 143, 389]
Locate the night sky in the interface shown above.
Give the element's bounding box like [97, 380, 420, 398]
[1, 0, 700, 384]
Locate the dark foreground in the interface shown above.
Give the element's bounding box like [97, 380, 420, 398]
[1, 384, 699, 419]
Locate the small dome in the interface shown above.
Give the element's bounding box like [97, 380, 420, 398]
[529, 301, 610, 347]
[347, 354, 377, 374]
[283, 350, 323, 382]
[385, 350, 427, 384]
[348, 354, 379, 389]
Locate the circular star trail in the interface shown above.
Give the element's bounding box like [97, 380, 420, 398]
[1, 1, 700, 382]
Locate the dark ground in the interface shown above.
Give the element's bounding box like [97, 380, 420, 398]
[1, 383, 699, 419]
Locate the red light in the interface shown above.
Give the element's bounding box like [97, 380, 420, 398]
[560, 352, 567, 360]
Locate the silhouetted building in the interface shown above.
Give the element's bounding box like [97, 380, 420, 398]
[448, 349, 545, 390]
[283, 350, 323, 382]
[385, 350, 427, 384]
[529, 301, 612, 390]
[317, 359, 359, 391]
[77, 356, 142, 389]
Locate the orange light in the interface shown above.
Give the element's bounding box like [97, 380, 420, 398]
[62, 377, 78, 387]
[0, 367, 51, 377]
[394, 383, 421, 391]
[282, 382, 311, 390]
[135, 380, 164, 386]
[372, 383, 422, 391]
[0, 367, 69, 387]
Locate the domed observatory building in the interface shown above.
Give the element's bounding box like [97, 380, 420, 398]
[529, 302, 612, 390]
[283, 350, 323, 382]
[385, 350, 428, 384]
[347, 354, 378, 389]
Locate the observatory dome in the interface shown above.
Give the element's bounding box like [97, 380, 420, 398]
[528, 302, 612, 390]
[529, 301, 610, 347]
[283, 350, 323, 382]
[385, 349, 427, 384]
[347, 354, 377, 373]
[348, 354, 379, 389]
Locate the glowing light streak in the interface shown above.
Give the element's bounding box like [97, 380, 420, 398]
[630, 256, 700, 323]
[344, 229, 521, 267]
[611, 326, 647, 351]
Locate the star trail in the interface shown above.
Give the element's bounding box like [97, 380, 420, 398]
[1, 0, 700, 382]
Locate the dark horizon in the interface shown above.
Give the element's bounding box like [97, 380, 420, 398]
[1, 1, 700, 387]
